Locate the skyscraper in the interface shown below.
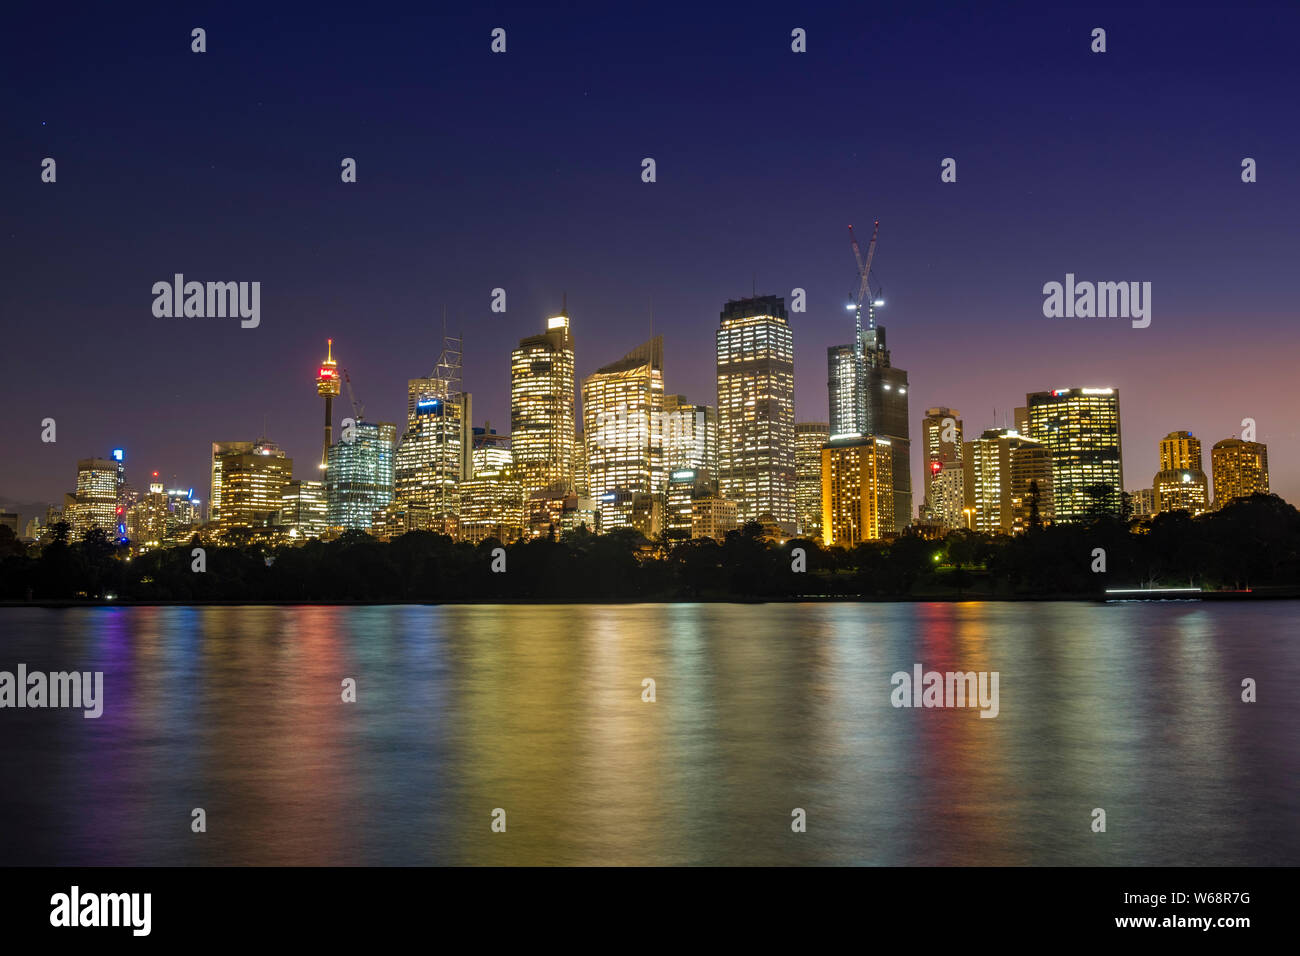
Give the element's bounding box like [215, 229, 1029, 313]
[964, 428, 1053, 534]
[922, 407, 964, 529]
[795, 421, 829, 539]
[327, 421, 396, 530]
[716, 295, 795, 528]
[1024, 388, 1123, 522]
[282, 479, 329, 539]
[395, 334, 471, 521]
[1152, 430, 1209, 515]
[821, 435, 893, 546]
[67, 458, 119, 540]
[511, 306, 576, 497]
[861, 326, 911, 531]
[1210, 438, 1269, 508]
[583, 336, 665, 530]
[826, 344, 862, 439]
[662, 394, 719, 476]
[211, 439, 293, 533]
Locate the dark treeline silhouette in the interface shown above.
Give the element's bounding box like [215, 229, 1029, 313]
[1, 495, 1296, 603]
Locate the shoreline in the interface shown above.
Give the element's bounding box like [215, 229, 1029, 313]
[2, 590, 1296, 609]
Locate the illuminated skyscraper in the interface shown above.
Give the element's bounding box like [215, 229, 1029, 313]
[922, 407, 964, 529]
[471, 423, 512, 475]
[795, 421, 829, 538]
[964, 428, 1053, 534]
[282, 479, 329, 539]
[716, 295, 795, 528]
[1025, 388, 1123, 522]
[394, 332, 471, 522]
[821, 435, 893, 546]
[1152, 431, 1209, 515]
[328, 421, 397, 530]
[826, 344, 862, 439]
[583, 336, 664, 530]
[662, 394, 718, 476]
[1211, 438, 1269, 508]
[511, 305, 576, 497]
[317, 339, 341, 471]
[211, 439, 293, 533]
[458, 469, 526, 544]
[861, 326, 911, 531]
[68, 457, 120, 540]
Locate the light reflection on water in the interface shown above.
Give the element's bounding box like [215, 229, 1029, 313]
[0, 602, 1295, 865]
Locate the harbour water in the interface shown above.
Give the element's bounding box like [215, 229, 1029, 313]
[0, 602, 1295, 865]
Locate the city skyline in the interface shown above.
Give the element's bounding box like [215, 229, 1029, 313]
[4, 5, 1298, 513]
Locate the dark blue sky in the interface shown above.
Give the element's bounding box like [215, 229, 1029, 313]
[3, 2, 1298, 517]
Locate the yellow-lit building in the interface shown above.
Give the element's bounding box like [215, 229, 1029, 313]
[459, 469, 525, 544]
[210, 439, 293, 533]
[1152, 430, 1209, 515]
[511, 307, 576, 497]
[716, 296, 796, 530]
[1211, 438, 1269, 508]
[795, 422, 829, 539]
[582, 336, 664, 530]
[1025, 387, 1123, 521]
[821, 436, 893, 546]
[963, 429, 1053, 534]
[68, 457, 119, 540]
[691, 495, 739, 542]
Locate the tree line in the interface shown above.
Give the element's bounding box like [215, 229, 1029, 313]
[0, 494, 1296, 602]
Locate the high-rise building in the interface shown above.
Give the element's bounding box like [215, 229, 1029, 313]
[395, 386, 470, 518]
[395, 334, 471, 520]
[665, 467, 719, 541]
[821, 435, 893, 546]
[125, 475, 170, 549]
[691, 495, 739, 542]
[826, 344, 862, 439]
[1024, 388, 1123, 521]
[963, 429, 1053, 534]
[316, 339, 342, 471]
[282, 479, 329, 540]
[66, 458, 120, 540]
[662, 394, 719, 476]
[921, 407, 964, 529]
[1129, 487, 1156, 520]
[211, 439, 293, 533]
[716, 295, 795, 529]
[471, 423, 512, 476]
[1210, 438, 1269, 508]
[458, 469, 525, 544]
[512, 305, 576, 497]
[1152, 430, 1209, 516]
[327, 422, 396, 530]
[794, 422, 829, 539]
[860, 326, 911, 531]
[583, 336, 665, 530]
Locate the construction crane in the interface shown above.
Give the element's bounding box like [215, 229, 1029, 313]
[848, 220, 880, 350]
[342, 368, 365, 423]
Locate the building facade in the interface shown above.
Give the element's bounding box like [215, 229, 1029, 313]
[716, 295, 795, 529]
[1024, 388, 1123, 521]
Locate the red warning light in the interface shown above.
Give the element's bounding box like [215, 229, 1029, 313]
[931, 461, 942, 473]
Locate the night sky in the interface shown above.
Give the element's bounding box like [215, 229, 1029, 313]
[3, 3, 1298, 522]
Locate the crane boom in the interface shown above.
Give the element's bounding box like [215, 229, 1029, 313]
[342, 368, 365, 423]
[849, 219, 879, 311]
